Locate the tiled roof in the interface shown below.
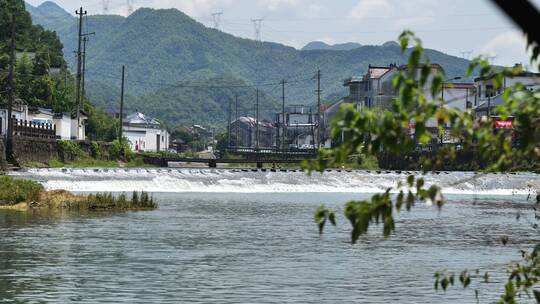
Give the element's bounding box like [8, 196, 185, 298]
[125, 112, 161, 126]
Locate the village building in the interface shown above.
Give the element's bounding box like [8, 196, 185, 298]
[0, 98, 29, 136]
[275, 105, 318, 149]
[1, 102, 87, 140]
[230, 116, 276, 149]
[474, 68, 540, 118]
[123, 111, 170, 152]
[335, 63, 479, 146]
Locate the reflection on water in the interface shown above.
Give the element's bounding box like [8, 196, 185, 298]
[0, 192, 536, 303]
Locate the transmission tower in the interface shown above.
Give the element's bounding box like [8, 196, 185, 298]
[251, 18, 263, 41]
[127, 0, 134, 15]
[460, 50, 473, 60]
[102, 0, 109, 14]
[211, 12, 223, 30]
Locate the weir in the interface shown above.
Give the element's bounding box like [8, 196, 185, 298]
[9, 168, 540, 196]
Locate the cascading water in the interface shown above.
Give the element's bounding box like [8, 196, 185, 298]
[9, 168, 540, 195]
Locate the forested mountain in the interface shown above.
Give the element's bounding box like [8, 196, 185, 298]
[302, 41, 362, 51]
[25, 1, 472, 127]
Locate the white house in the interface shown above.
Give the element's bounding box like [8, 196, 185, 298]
[0, 98, 29, 136]
[123, 111, 170, 152]
[53, 112, 74, 140]
[69, 111, 88, 140]
[1, 102, 87, 140]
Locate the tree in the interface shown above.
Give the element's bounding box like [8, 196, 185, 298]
[311, 30, 540, 303]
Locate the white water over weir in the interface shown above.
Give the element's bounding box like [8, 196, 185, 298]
[10, 168, 540, 196]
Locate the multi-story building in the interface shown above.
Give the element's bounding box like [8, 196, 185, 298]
[230, 116, 276, 149]
[474, 69, 540, 117]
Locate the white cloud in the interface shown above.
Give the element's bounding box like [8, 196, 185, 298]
[480, 31, 531, 67]
[350, 0, 391, 20]
[262, 0, 301, 11]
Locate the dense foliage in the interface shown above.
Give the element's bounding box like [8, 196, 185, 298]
[27, 2, 471, 127]
[312, 31, 540, 303]
[0, 0, 74, 111]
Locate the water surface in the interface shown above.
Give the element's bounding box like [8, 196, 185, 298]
[0, 191, 537, 303]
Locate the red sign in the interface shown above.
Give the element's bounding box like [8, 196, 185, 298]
[494, 119, 513, 129]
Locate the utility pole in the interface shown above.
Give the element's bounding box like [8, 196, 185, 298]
[5, 12, 16, 162]
[281, 79, 286, 150]
[81, 36, 88, 101]
[316, 69, 322, 149]
[235, 94, 239, 148]
[227, 97, 232, 148]
[256, 88, 259, 149]
[75, 7, 87, 121]
[81, 32, 95, 102]
[119, 65, 125, 142]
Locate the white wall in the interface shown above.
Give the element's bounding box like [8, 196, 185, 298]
[53, 116, 72, 140]
[124, 125, 169, 152]
[443, 87, 474, 111]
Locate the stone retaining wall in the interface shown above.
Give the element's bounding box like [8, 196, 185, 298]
[0, 138, 6, 169]
[12, 136, 58, 165]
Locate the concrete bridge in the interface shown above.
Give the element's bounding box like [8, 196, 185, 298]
[143, 150, 317, 168]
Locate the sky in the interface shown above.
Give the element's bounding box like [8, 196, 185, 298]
[26, 0, 540, 69]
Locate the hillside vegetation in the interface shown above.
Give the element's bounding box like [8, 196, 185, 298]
[26, 1, 472, 127]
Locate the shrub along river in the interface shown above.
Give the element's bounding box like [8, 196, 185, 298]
[1, 169, 539, 303]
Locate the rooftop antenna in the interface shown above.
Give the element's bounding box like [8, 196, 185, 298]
[127, 0, 134, 15]
[251, 18, 263, 41]
[211, 12, 223, 30]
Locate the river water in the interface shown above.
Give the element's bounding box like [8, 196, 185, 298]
[1, 169, 539, 303]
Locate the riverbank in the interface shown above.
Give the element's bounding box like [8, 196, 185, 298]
[0, 176, 157, 211]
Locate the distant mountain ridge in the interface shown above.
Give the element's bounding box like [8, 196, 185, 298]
[24, 1, 472, 127]
[302, 41, 362, 51]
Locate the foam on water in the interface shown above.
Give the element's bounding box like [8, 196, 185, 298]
[9, 168, 540, 196]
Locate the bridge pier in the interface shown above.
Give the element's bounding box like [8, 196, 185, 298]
[208, 159, 217, 168]
[256, 162, 263, 169]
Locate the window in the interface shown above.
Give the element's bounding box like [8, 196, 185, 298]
[162, 135, 164, 142]
[486, 85, 493, 98]
[478, 86, 482, 98]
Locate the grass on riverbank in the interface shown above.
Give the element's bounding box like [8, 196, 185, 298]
[0, 176, 157, 211]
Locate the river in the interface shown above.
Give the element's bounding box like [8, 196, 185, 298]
[1, 169, 539, 303]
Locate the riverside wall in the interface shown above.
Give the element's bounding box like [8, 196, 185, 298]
[11, 136, 58, 165]
[0, 138, 6, 170]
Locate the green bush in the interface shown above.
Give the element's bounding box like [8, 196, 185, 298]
[110, 139, 132, 160]
[90, 141, 102, 159]
[0, 176, 44, 205]
[57, 140, 85, 161]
